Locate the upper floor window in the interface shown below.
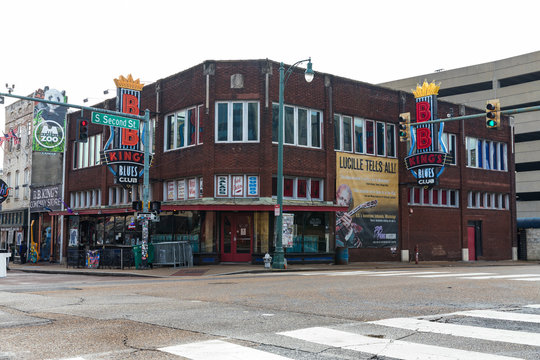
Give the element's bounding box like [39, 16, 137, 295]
[73, 134, 102, 169]
[466, 137, 507, 171]
[334, 115, 396, 158]
[216, 101, 259, 143]
[272, 176, 324, 201]
[165, 105, 203, 150]
[272, 104, 322, 148]
[408, 186, 459, 208]
[440, 132, 457, 165]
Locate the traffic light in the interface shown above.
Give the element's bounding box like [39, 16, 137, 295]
[77, 118, 89, 142]
[0, 96, 4, 104]
[398, 112, 411, 142]
[486, 99, 501, 129]
[150, 201, 161, 212]
[132, 200, 142, 211]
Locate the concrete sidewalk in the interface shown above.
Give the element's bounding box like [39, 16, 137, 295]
[7, 259, 535, 278]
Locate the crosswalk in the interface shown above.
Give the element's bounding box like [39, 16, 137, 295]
[294, 269, 540, 282]
[162, 304, 539, 360]
[53, 304, 540, 360]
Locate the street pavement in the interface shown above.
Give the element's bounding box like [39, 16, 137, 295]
[6, 259, 536, 278]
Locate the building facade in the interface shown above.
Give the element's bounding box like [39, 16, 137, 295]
[379, 51, 540, 223]
[1, 89, 67, 264]
[56, 59, 515, 265]
[1, 98, 33, 261]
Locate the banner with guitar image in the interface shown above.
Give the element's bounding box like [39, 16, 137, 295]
[336, 153, 399, 248]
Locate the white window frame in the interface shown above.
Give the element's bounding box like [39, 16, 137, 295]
[216, 101, 260, 143]
[273, 103, 322, 149]
[164, 105, 203, 150]
[466, 136, 507, 171]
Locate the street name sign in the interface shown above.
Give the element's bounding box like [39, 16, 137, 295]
[91, 111, 140, 130]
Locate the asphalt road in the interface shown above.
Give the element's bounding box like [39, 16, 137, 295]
[1, 264, 539, 359]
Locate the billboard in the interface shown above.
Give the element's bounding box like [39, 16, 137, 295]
[33, 87, 67, 153]
[336, 153, 398, 248]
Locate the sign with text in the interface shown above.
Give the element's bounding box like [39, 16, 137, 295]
[336, 153, 398, 249]
[92, 111, 140, 130]
[30, 184, 62, 212]
[103, 74, 146, 185]
[33, 88, 67, 153]
[407, 81, 449, 186]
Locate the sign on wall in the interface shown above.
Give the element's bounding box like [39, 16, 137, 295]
[405, 81, 450, 186]
[32, 87, 67, 153]
[103, 74, 148, 185]
[336, 153, 398, 249]
[0, 179, 10, 204]
[30, 184, 62, 212]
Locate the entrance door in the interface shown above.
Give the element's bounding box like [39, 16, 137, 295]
[467, 225, 476, 261]
[467, 221, 483, 261]
[221, 213, 253, 262]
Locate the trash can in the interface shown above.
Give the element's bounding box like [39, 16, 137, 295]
[147, 243, 154, 267]
[133, 245, 142, 269]
[335, 247, 349, 265]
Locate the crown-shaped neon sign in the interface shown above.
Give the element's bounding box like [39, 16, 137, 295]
[114, 74, 144, 91]
[412, 80, 441, 98]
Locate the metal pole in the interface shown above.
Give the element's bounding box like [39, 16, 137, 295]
[273, 62, 286, 269]
[409, 104, 540, 127]
[142, 109, 150, 211]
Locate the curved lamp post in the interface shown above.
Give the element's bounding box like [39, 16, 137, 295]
[273, 58, 314, 269]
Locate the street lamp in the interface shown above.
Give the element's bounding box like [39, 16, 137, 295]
[273, 58, 314, 269]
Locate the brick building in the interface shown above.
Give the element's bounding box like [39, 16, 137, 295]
[56, 59, 515, 265]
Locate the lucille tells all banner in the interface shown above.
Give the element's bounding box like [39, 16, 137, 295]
[335, 153, 399, 249]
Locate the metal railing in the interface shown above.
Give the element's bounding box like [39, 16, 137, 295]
[152, 241, 193, 268]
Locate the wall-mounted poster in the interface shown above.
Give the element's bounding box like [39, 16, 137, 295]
[336, 153, 398, 249]
[33, 87, 67, 153]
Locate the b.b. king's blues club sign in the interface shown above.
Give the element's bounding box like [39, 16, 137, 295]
[405, 81, 451, 187]
[103, 75, 150, 185]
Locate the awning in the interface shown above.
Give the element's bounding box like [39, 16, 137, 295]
[50, 207, 134, 216]
[50, 203, 347, 215]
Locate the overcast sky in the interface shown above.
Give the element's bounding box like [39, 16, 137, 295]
[1, 0, 538, 149]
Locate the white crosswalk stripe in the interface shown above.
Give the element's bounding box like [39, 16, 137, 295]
[451, 309, 540, 323]
[511, 276, 540, 281]
[296, 269, 540, 282]
[370, 317, 540, 346]
[366, 271, 449, 276]
[461, 274, 540, 280]
[411, 272, 493, 278]
[159, 339, 292, 360]
[278, 326, 522, 360]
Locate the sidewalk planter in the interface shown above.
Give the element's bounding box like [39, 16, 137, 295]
[335, 247, 349, 265]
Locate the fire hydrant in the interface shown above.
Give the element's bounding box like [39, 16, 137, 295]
[263, 253, 272, 269]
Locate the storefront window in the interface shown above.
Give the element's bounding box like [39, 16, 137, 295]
[283, 212, 329, 254]
[152, 211, 215, 254]
[254, 212, 270, 254]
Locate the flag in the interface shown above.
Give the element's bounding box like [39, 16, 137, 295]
[10, 127, 20, 145]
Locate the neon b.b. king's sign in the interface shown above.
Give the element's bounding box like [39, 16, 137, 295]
[405, 81, 449, 187]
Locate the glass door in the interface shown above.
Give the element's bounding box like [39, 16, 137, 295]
[221, 213, 253, 262]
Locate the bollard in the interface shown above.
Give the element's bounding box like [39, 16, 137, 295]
[0, 253, 11, 278]
[414, 244, 419, 264]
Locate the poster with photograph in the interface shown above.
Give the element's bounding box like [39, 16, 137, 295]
[336, 153, 399, 248]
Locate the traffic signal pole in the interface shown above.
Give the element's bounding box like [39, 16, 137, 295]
[406, 103, 540, 127]
[0, 91, 152, 212]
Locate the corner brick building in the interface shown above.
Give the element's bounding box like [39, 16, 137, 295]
[56, 59, 515, 265]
